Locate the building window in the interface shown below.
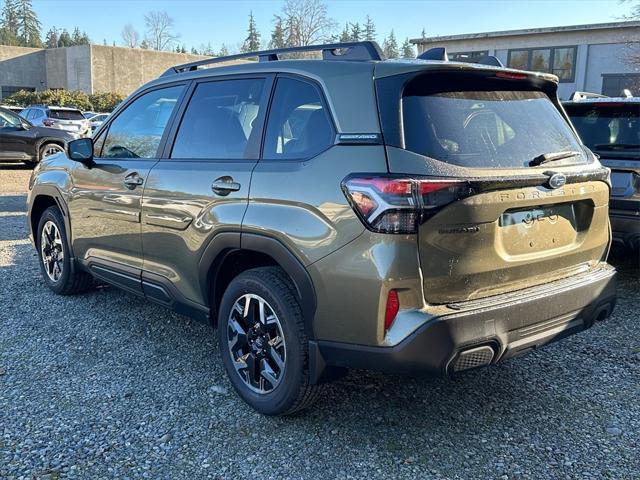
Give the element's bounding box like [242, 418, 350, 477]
[449, 51, 489, 62]
[507, 46, 577, 82]
[0, 86, 35, 99]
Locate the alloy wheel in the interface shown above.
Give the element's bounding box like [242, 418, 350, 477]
[40, 220, 64, 282]
[227, 293, 286, 394]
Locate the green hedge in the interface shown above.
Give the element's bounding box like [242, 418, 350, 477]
[3, 89, 125, 112]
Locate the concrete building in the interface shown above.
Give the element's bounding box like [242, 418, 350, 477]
[0, 44, 208, 99]
[411, 21, 640, 100]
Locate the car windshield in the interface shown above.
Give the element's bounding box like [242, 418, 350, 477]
[49, 109, 85, 120]
[0, 109, 22, 127]
[402, 89, 586, 168]
[564, 102, 640, 153]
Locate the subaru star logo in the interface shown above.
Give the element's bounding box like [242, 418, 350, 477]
[548, 173, 567, 189]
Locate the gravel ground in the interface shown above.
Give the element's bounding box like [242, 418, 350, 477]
[1, 164, 639, 479]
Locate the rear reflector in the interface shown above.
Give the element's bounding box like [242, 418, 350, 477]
[384, 290, 400, 331]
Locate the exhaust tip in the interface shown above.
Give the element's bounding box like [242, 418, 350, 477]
[450, 345, 495, 373]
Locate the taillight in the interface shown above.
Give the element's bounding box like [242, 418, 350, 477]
[384, 289, 399, 331]
[342, 175, 470, 234]
[43, 119, 56, 127]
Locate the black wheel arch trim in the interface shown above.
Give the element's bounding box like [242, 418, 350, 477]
[29, 185, 74, 258]
[198, 231, 318, 338]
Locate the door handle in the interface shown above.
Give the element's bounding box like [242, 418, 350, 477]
[211, 176, 241, 196]
[123, 173, 144, 189]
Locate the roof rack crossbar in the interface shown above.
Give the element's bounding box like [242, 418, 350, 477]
[161, 41, 384, 77]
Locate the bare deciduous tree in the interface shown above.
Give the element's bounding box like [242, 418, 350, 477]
[144, 10, 178, 51]
[121, 23, 139, 48]
[281, 0, 336, 46]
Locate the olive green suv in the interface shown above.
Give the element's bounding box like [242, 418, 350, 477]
[28, 42, 616, 415]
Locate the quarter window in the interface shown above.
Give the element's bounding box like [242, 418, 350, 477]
[263, 77, 334, 160]
[171, 79, 265, 159]
[102, 85, 184, 159]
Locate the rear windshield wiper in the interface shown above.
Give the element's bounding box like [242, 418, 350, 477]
[528, 150, 582, 167]
[594, 143, 640, 151]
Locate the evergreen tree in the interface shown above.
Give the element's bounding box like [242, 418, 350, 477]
[71, 27, 83, 45]
[190, 47, 198, 55]
[15, 0, 41, 47]
[337, 22, 350, 43]
[421, 28, 427, 39]
[363, 15, 376, 42]
[350, 22, 361, 42]
[44, 26, 58, 48]
[269, 15, 285, 49]
[284, 14, 299, 47]
[140, 39, 149, 49]
[58, 29, 71, 47]
[401, 37, 415, 58]
[218, 43, 229, 56]
[382, 30, 399, 58]
[0, 0, 19, 45]
[241, 10, 260, 52]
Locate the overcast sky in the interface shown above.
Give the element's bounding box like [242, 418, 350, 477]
[33, 0, 635, 51]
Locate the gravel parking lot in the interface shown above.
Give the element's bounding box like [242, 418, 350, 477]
[1, 164, 638, 480]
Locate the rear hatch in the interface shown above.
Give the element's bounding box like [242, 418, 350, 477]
[47, 108, 89, 133]
[375, 65, 611, 304]
[564, 101, 640, 215]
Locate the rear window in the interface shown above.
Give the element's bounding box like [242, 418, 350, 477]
[564, 103, 640, 153]
[48, 109, 85, 120]
[402, 89, 586, 168]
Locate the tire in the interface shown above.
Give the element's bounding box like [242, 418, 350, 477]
[217, 266, 320, 416]
[36, 206, 93, 295]
[39, 142, 64, 161]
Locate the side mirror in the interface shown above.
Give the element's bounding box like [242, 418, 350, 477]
[20, 121, 31, 130]
[67, 138, 94, 163]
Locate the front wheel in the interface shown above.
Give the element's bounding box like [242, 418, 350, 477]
[36, 206, 93, 295]
[217, 267, 320, 415]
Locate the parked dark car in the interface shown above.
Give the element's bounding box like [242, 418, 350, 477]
[563, 94, 640, 252]
[0, 106, 74, 167]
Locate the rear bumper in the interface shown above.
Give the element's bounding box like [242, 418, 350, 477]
[313, 263, 616, 380]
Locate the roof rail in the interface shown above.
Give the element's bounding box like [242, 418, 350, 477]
[416, 47, 504, 67]
[568, 91, 608, 101]
[161, 41, 384, 77]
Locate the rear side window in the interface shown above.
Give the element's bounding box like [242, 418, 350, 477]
[565, 103, 640, 153]
[401, 83, 586, 168]
[263, 77, 334, 160]
[171, 78, 265, 159]
[102, 85, 184, 159]
[48, 109, 84, 120]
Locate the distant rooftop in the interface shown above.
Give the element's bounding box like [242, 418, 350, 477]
[410, 20, 640, 45]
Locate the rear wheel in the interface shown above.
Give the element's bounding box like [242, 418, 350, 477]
[36, 206, 92, 295]
[217, 267, 320, 415]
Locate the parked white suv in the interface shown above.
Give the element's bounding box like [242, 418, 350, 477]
[21, 106, 91, 138]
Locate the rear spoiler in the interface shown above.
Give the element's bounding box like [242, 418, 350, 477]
[417, 47, 504, 67]
[568, 91, 608, 101]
